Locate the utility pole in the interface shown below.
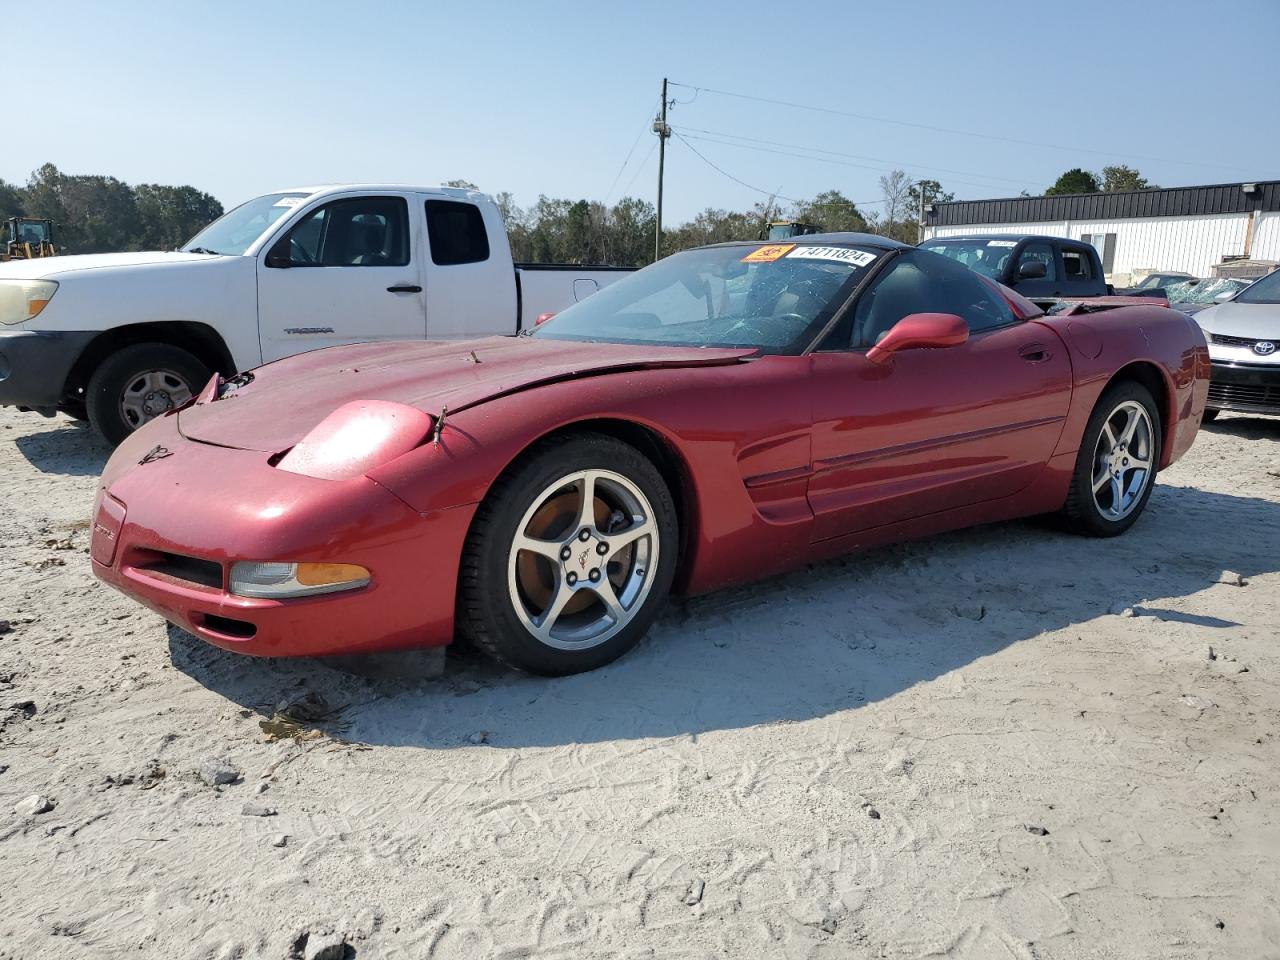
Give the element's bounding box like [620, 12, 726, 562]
[917, 180, 929, 244]
[653, 78, 671, 262]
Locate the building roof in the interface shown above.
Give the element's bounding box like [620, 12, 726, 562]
[925, 179, 1280, 228]
[708, 232, 912, 251]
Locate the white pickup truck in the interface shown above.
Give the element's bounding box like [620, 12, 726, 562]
[0, 184, 632, 443]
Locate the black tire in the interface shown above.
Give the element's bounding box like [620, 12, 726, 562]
[85, 343, 210, 446]
[458, 433, 679, 676]
[1201, 408, 1220, 423]
[1061, 381, 1162, 537]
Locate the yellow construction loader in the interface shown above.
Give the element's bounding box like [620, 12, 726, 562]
[1, 217, 57, 261]
[760, 220, 820, 242]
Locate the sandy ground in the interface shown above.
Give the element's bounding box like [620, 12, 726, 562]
[0, 406, 1278, 960]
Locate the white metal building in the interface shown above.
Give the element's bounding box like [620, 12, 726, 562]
[921, 179, 1280, 284]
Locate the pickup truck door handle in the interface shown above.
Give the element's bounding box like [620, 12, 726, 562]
[386, 284, 422, 294]
[1019, 342, 1051, 362]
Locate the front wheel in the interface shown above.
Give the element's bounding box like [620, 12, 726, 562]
[86, 343, 210, 445]
[1061, 381, 1162, 537]
[458, 434, 678, 675]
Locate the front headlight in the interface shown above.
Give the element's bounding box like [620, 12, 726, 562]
[228, 561, 370, 599]
[0, 280, 59, 325]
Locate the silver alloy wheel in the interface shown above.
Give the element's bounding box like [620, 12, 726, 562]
[119, 369, 194, 429]
[507, 468, 659, 651]
[1091, 399, 1155, 521]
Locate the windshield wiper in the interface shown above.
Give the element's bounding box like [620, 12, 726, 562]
[187, 246, 221, 255]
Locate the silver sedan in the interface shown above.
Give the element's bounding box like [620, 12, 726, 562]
[1192, 270, 1280, 419]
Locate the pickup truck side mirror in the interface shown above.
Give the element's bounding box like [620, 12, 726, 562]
[866, 312, 969, 364]
[265, 237, 292, 269]
[1017, 259, 1048, 280]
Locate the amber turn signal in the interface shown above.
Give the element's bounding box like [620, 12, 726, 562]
[295, 562, 371, 587]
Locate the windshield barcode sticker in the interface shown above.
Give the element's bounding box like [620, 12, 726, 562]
[986, 240, 1017, 247]
[273, 197, 304, 208]
[785, 246, 876, 267]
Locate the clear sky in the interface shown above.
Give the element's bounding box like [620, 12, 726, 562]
[8, 0, 1279, 222]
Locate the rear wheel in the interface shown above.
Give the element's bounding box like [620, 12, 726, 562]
[1061, 381, 1161, 537]
[86, 343, 210, 445]
[458, 434, 678, 675]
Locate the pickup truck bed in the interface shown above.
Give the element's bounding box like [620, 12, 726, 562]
[516, 263, 635, 328]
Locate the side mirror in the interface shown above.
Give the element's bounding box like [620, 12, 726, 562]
[1017, 259, 1048, 280]
[265, 236, 292, 269]
[866, 312, 969, 364]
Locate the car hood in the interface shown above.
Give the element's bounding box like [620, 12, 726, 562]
[177, 336, 756, 453]
[1175, 302, 1215, 317]
[1193, 300, 1280, 338]
[0, 251, 228, 280]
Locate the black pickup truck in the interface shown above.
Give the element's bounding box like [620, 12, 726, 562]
[918, 234, 1134, 308]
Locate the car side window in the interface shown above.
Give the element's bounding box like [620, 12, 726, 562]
[1017, 242, 1056, 282]
[425, 200, 490, 266]
[278, 196, 410, 267]
[847, 249, 1017, 348]
[1061, 247, 1094, 284]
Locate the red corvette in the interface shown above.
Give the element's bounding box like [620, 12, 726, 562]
[91, 235, 1210, 675]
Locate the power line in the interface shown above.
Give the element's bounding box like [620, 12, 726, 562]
[618, 138, 658, 199]
[677, 130, 1025, 195]
[674, 125, 1037, 190]
[673, 133, 885, 208]
[603, 99, 661, 206]
[668, 80, 1245, 175]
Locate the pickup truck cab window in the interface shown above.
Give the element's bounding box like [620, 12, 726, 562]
[273, 196, 410, 268]
[1018, 243, 1057, 282]
[839, 249, 1017, 349]
[1061, 246, 1095, 285]
[425, 200, 490, 266]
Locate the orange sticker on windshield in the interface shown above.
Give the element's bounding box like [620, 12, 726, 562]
[741, 243, 795, 263]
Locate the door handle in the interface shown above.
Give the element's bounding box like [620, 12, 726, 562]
[387, 284, 422, 293]
[1019, 343, 1051, 362]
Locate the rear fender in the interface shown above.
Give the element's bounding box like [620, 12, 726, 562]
[1040, 305, 1208, 469]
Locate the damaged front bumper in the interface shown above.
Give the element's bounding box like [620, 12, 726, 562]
[90, 412, 476, 657]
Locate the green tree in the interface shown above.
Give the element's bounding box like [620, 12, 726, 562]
[1045, 168, 1101, 195]
[907, 179, 954, 212]
[606, 196, 655, 266]
[133, 184, 223, 250]
[0, 178, 23, 222]
[792, 190, 868, 234]
[867, 169, 918, 243]
[1101, 164, 1155, 192]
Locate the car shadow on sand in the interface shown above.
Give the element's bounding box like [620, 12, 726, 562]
[11, 417, 110, 476]
[166, 480, 1280, 749]
[1203, 412, 1280, 442]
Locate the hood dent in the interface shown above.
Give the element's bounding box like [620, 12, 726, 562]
[177, 338, 756, 452]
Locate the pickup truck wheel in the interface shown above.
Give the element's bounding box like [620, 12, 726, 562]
[458, 434, 678, 676]
[86, 343, 210, 445]
[1061, 382, 1161, 538]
